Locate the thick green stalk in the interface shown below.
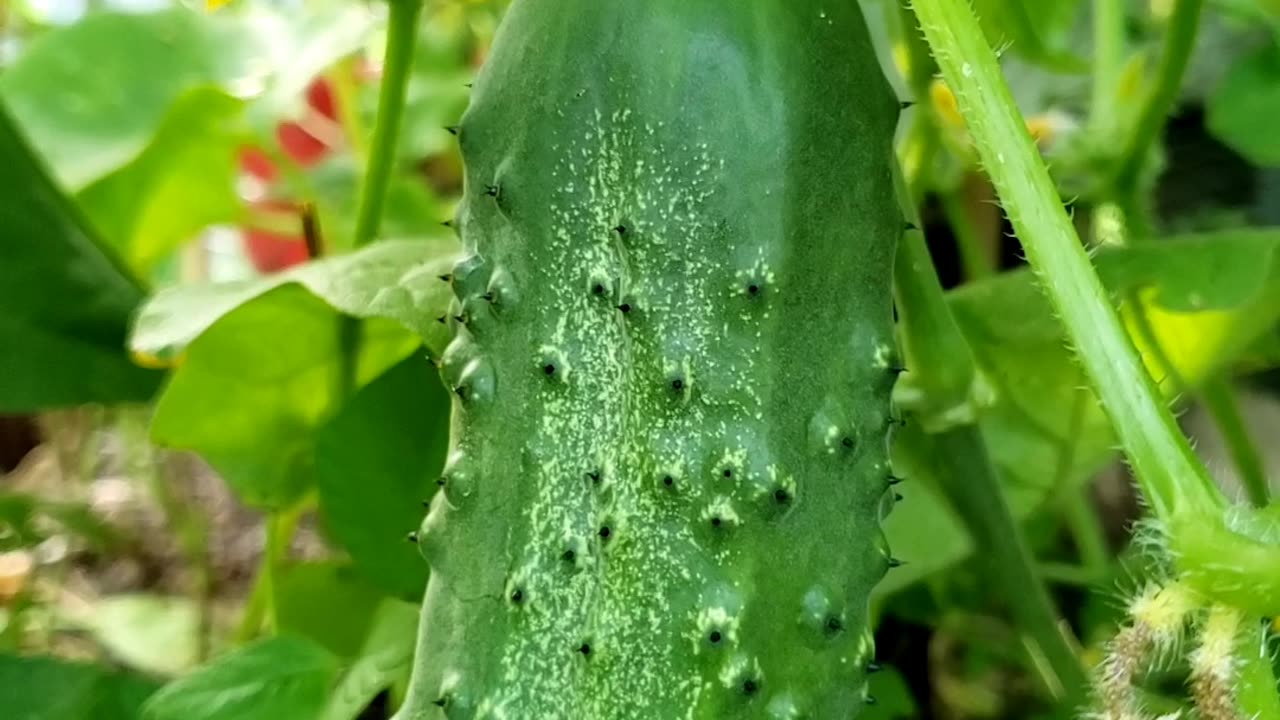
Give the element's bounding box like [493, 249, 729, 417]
[894, 222, 977, 422]
[1200, 377, 1271, 508]
[910, 0, 1223, 524]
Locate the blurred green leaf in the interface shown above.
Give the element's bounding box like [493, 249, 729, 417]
[0, 4, 377, 275]
[1209, 41, 1280, 166]
[0, 494, 126, 553]
[143, 635, 338, 720]
[881, 231, 1280, 594]
[971, 0, 1086, 72]
[138, 239, 457, 509]
[234, 3, 374, 129]
[149, 287, 416, 509]
[1238, 327, 1280, 372]
[0, 102, 163, 413]
[320, 599, 419, 720]
[0, 8, 247, 190]
[78, 87, 246, 275]
[0, 495, 39, 551]
[0, 653, 160, 720]
[276, 562, 383, 659]
[0, 5, 375, 191]
[132, 238, 458, 362]
[65, 595, 199, 677]
[1097, 230, 1280, 311]
[862, 665, 918, 719]
[315, 353, 447, 598]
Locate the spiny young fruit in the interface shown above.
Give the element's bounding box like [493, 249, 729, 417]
[400, 2, 904, 718]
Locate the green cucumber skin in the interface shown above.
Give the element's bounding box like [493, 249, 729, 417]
[403, 2, 902, 718]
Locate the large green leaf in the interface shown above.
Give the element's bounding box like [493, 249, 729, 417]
[0, 4, 374, 191]
[132, 238, 457, 363]
[0, 4, 376, 274]
[148, 287, 417, 509]
[0, 8, 247, 190]
[77, 87, 247, 276]
[1096, 230, 1280, 311]
[63, 595, 200, 677]
[0, 654, 160, 720]
[143, 635, 338, 720]
[880, 231, 1280, 595]
[0, 102, 163, 412]
[315, 353, 448, 598]
[971, 0, 1086, 72]
[1208, 40, 1280, 167]
[136, 239, 458, 509]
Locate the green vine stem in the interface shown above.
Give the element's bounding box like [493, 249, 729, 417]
[892, 12, 979, 422]
[1237, 622, 1280, 719]
[1089, 0, 1126, 136]
[1111, 0, 1205, 236]
[352, 0, 423, 250]
[940, 188, 994, 281]
[341, 0, 423, 398]
[910, 0, 1221, 521]
[234, 506, 304, 642]
[909, 0, 1280, 618]
[886, 14, 1089, 701]
[1201, 377, 1271, 508]
[924, 427, 1090, 701]
[235, 0, 425, 649]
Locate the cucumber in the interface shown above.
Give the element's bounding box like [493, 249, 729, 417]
[402, 2, 903, 717]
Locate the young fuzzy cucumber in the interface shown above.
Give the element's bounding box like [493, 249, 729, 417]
[402, 1, 904, 717]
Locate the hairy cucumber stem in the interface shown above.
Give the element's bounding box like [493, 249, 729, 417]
[912, 0, 1280, 619]
[910, 0, 1223, 524]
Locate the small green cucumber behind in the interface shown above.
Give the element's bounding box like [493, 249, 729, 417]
[401, 1, 904, 718]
